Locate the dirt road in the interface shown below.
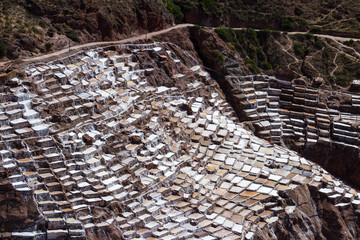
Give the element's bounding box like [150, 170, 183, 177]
[0, 24, 192, 67]
[2, 23, 360, 68]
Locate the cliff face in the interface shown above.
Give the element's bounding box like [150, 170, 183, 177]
[269, 184, 360, 240]
[0, 167, 44, 234]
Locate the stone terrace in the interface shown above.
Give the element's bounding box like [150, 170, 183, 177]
[231, 75, 360, 150]
[1, 44, 360, 239]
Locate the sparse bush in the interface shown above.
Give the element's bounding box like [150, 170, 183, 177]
[244, 58, 256, 65]
[256, 48, 266, 62]
[215, 28, 236, 43]
[305, 33, 313, 40]
[62, 23, 70, 29]
[295, 34, 307, 42]
[164, 0, 184, 22]
[310, 26, 321, 33]
[293, 42, 304, 56]
[211, 50, 224, 65]
[246, 28, 257, 42]
[248, 63, 260, 73]
[0, 40, 7, 58]
[247, 44, 257, 60]
[199, 0, 218, 16]
[45, 42, 53, 51]
[280, 17, 296, 31]
[344, 39, 354, 46]
[244, 58, 260, 73]
[179, 0, 195, 11]
[31, 26, 41, 34]
[262, 61, 272, 70]
[39, 20, 46, 28]
[336, 75, 353, 87]
[315, 39, 324, 49]
[298, 18, 308, 28]
[66, 30, 79, 42]
[47, 28, 55, 37]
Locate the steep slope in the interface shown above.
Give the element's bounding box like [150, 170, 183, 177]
[1, 32, 360, 239]
[0, 0, 172, 60]
[154, 26, 360, 186]
[169, 0, 360, 36]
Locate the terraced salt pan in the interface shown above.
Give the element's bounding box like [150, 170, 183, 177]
[1, 43, 360, 239]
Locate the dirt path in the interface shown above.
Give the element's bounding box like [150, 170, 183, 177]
[230, 27, 360, 42]
[3, 23, 360, 68]
[331, 38, 360, 58]
[273, 37, 300, 76]
[316, 2, 345, 23]
[330, 52, 339, 76]
[0, 24, 193, 67]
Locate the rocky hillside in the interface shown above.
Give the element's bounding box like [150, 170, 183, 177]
[0, 0, 172, 60]
[157, 25, 360, 89]
[213, 27, 360, 88]
[169, 0, 360, 36]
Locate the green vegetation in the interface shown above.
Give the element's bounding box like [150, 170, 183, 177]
[211, 50, 224, 65]
[47, 28, 55, 37]
[293, 42, 304, 56]
[261, 61, 272, 70]
[298, 18, 308, 28]
[178, 0, 195, 11]
[66, 30, 79, 42]
[62, 23, 70, 29]
[39, 20, 46, 28]
[199, 0, 219, 16]
[215, 28, 237, 44]
[344, 39, 355, 46]
[280, 17, 296, 31]
[335, 75, 354, 87]
[315, 39, 324, 49]
[163, 0, 183, 22]
[215, 27, 274, 74]
[31, 26, 41, 34]
[310, 26, 322, 33]
[160, 0, 360, 35]
[44, 42, 53, 51]
[213, 26, 360, 87]
[0, 40, 7, 58]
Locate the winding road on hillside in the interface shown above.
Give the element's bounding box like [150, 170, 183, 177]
[2, 23, 360, 68]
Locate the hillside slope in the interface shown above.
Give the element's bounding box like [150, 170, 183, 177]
[0, 0, 172, 60]
[169, 0, 360, 36]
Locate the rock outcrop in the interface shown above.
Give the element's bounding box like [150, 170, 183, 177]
[0, 167, 45, 237]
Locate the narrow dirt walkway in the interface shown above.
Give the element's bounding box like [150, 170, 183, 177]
[3, 24, 360, 68]
[331, 52, 339, 76]
[0, 24, 193, 67]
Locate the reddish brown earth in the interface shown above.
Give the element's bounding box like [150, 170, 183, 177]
[0, 167, 44, 234]
[1, 0, 173, 60]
